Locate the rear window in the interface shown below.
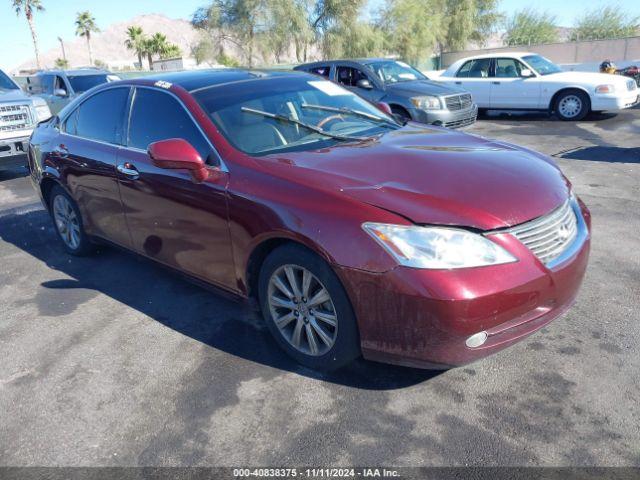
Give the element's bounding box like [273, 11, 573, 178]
[68, 74, 118, 93]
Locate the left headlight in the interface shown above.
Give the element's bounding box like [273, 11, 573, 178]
[362, 223, 517, 269]
[595, 84, 615, 94]
[410, 95, 442, 110]
[34, 102, 52, 122]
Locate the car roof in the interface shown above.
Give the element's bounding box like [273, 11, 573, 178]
[138, 68, 311, 93]
[296, 58, 400, 68]
[452, 52, 534, 62]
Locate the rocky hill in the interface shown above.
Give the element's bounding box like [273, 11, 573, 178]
[17, 13, 201, 71]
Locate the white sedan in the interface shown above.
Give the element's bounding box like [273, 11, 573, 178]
[436, 52, 639, 120]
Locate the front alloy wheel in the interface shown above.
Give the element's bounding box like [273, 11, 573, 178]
[267, 265, 338, 356]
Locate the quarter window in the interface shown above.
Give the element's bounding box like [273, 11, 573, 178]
[456, 59, 491, 78]
[128, 88, 212, 162]
[65, 87, 129, 144]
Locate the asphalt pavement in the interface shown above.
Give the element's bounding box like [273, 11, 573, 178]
[0, 108, 638, 467]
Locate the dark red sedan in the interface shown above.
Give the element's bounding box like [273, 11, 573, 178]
[28, 70, 590, 370]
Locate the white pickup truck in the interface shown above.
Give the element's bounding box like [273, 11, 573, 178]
[0, 68, 51, 170]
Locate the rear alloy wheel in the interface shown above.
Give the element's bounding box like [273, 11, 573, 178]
[555, 90, 590, 121]
[258, 244, 360, 371]
[49, 186, 93, 256]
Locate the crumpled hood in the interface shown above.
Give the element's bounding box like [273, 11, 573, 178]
[385, 79, 467, 97]
[263, 124, 570, 230]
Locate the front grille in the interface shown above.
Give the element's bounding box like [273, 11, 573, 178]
[445, 93, 473, 111]
[444, 115, 476, 129]
[0, 104, 32, 132]
[507, 199, 578, 265]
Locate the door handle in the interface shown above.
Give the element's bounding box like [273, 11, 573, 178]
[455, 81, 462, 85]
[53, 144, 68, 158]
[492, 81, 501, 85]
[116, 163, 140, 180]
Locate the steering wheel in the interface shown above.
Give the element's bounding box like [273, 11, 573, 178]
[317, 114, 346, 129]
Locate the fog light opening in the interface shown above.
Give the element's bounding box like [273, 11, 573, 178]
[432, 121, 443, 126]
[466, 331, 488, 348]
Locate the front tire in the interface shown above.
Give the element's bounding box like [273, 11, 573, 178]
[49, 185, 93, 256]
[555, 90, 590, 121]
[258, 244, 360, 371]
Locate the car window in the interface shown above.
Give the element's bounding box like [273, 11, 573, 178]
[0, 70, 19, 90]
[67, 87, 129, 144]
[366, 60, 427, 83]
[335, 66, 372, 87]
[128, 88, 212, 162]
[456, 59, 491, 78]
[67, 74, 112, 93]
[40, 75, 55, 94]
[54, 75, 66, 92]
[309, 66, 331, 77]
[495, 58, 526, 78]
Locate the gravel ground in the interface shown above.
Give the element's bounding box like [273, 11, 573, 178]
[0, 108, 638, 468]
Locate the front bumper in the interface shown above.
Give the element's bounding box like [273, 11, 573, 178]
[0, 132, 30, 166]
[591, 92, 639, 111]
[336, 199, 591, 369]
[410, 104, 478, 129]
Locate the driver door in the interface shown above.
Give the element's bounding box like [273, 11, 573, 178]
[116, 87, 236, 290]
[334, 65, 385, 103]
[490, 58, 541, 109]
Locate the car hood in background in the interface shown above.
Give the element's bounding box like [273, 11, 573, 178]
[545, 71, 635, 89]
[0, 89, 31, 101]
[265, 124, 569, 231]
[385, 79, 467, 97]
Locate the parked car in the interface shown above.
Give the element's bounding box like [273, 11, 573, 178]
[295, 59, 478, 128]
[28, 70, 590, 370]
[26, 69, 120, 115]
[0, 68, 51, 170]
[436, 52, 640, 120]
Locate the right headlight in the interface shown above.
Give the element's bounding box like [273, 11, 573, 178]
[362, 223, 517, 269]
[410, 95, 442, 111]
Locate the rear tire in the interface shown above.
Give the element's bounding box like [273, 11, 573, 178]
[555, 90, 590, 121]
[49, 185, 94, 256]
[258, 244, 360, 371]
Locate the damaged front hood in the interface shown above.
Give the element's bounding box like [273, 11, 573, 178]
[265, 124, 570, 230]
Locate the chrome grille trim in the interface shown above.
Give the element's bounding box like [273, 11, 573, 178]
[0, 103, 32, 132]
[444, 93, 473, 111]
[487, 198, 586, 267]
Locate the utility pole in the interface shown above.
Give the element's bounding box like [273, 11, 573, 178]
[58, 37, 67, 61]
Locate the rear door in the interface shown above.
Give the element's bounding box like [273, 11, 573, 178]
[451, 58, 493, 107]
[55, 86, 132, 247]
[490, 58, 541, 109]
[116, 87, 236, 289]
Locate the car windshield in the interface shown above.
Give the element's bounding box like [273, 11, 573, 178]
[366, 60, 428, 84]
[194, 75, 399, 156]
[0, 70, 19, 90]
[67, 74, 118, 93]
[522, 55, 563, 76]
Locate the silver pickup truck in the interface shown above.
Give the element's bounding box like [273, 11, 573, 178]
[1, 68, 51, 170]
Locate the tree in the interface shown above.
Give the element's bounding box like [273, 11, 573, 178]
[571, 6, 639, 41]
[75, 11, 100, 65]
[124, 26, 146, 69]
[441, 0, 502, 51]
[504, 8, 558, 46]
[311, 0, 366, 58]
[13, 0, 44, 70]
[264, 0, 314, 63]
[379, 0, 444, 65]
[160, 43, 182, 59]
[54, 57, 69, 69]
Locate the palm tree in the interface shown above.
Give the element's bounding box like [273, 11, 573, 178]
[160, 44, 182, 59]
[75, 11, 100, 65]
[13, 0, 44, 70]
[143, 33, 169, 70]
[124, 26, 146, 69]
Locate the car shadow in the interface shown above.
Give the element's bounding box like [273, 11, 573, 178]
[555, 146, 640, 164]
[478, 110, 618, 122]
[0, 208, 440, 390]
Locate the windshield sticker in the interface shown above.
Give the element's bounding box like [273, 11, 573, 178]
[154, 80, 172, 89]
[308, 81, 352, 96]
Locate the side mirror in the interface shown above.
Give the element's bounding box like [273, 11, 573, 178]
[148, 138, 209, 182]
[356, 79, 373, 89]
[54, 88, 68, 97]
[520, 69, 534, 78]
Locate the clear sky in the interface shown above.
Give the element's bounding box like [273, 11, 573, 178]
[2, 0, 640, 71]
